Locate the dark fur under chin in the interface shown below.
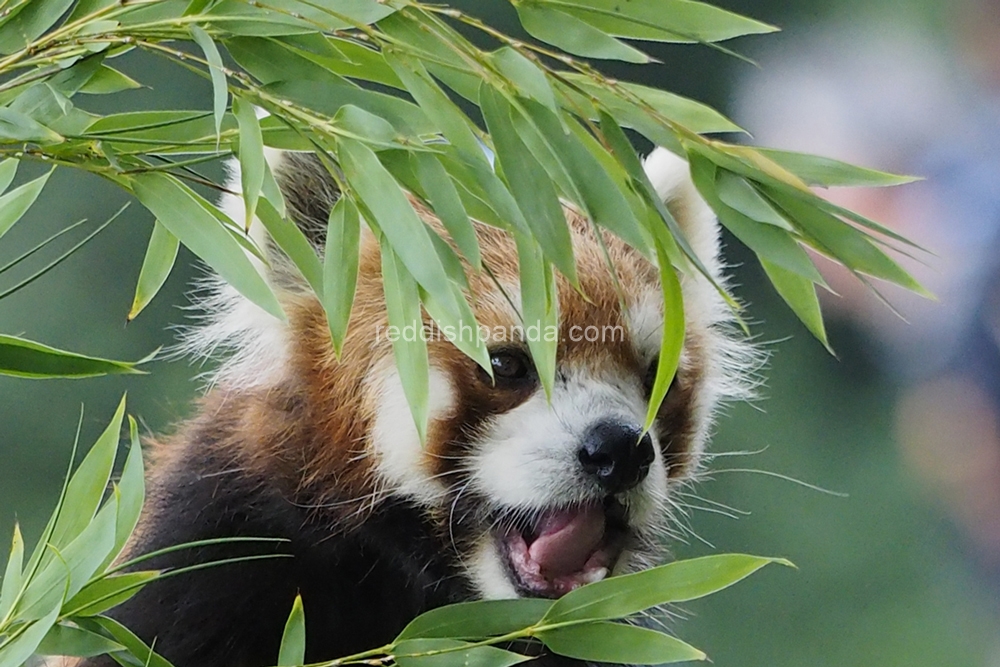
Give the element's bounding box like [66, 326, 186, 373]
[78, 413, 477, 667]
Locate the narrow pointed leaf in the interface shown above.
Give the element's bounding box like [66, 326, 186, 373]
[0, 158, 17, 193]
[0, 524, 24, 621]
[131, 172, 285, 321]
[50, 395, 125, 550]
[397, 599, 552, 640]
[191, 25, 227, 146]
[0, 170, 52, 241]
[537, 622, 704, 665]
[489, 47, 558, 112]
[644, 257, 684, 430]
[515, 233, 558, 399]
[515, 4, 650, 63]
[715, 170, 792, 230]
[380, 238, 429, 442]
[0, 0, 74, 54]
[233, 97, 265, 229]
[87, 616, 174, 667]
[36, 623, 126, 657]
[0, 604, 60, 667]
[257, 197, 323, 295]
[757, 148, 919, 187]
[480, 86, 578, 286]
[323, 196, 361, 355]
[277, 594, 306, 666]
[79, 66, 143, 95]
[106, 417, 146, 568]
[411, 152, 481, 270]
[0, 334, 146, 379]
[544, 554, 792, 622]
[552, 0, 776, 43]
[129, 221, 179, 321]
[760, 258, 829, 349]
[63, 571, 159, 618]
[394, 639, 531, 667]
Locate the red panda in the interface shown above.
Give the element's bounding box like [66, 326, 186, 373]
[78, 147, 753, 667]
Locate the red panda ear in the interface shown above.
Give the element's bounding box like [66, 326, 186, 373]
[642, 147, 723, 282]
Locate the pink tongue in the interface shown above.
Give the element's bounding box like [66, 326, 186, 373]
[528, 505, 606, 578]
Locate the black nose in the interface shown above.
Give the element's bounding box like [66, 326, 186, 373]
[578, 420, 655, 494]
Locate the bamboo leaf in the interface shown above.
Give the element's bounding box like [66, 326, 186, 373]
[644, 257, 684, 430]
[0, 158, 17, 193]
[515, 232, 558, 399]
[380, 237, 430, 442]
[411, 152, 481, 270]
[323, 196, 361, 356]
[760, 258, 830, 350]
[537, 622, 705, 665]
[106, 417, 146, 568]
[0, 106, 63, 144]
[547, 0, 776, 43]
[0, 170, 51, 241]
[131, 172, 286, 321]
[256, 197, 323, 295]
[63, 570, 159, 618]
[397, 599, 553, 640]
[0, 334, 147, 379]
[480, 85, 578, 286]
[87, 616, 175, 667]
[129, 221, 180, 321]
[277, 594, 306, 666]
[190, 25, 228, 147]
[514, 4, 650, 63]
[489, 47, 557, 112]
[233, 96, 265, 229]
[78, 66, 143, 95]
[0, 604, 60, 667]
[0, 0, 74, 54]
[394, 639, 531, 667]
[757, 148, 919, 188]
[0, 524, 24, 621]
[36, 622, 126, 657]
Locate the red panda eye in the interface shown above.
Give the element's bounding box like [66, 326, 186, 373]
[488, 349, 534, 383]
[643, 355, 660, 395]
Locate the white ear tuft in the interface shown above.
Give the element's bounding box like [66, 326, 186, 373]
[642, 147, 722, 281]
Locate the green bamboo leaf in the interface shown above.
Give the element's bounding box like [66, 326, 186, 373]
[337, 138, 453, 306]
[0, 524, 24, 621]
[312, 36, 403, 88]
[262, 160, 287, 217]
[760, 258, 829, 350]
[518, 102, 651, 253]
[514, 4, 650, 63]
[206, 0, 396, 35]
[224, 35, 336, 84]
[323, 196, 361, 356]
[87, 616, 175, 667]
[128, 221, 179, 322]
[515, 232, 558, 399]
[63, 570, 158, 618]
[0, 335, 147, 380]
[411, 152, 481, 270]
[397, 599, 553, 640]
[0, 604, 59, 667]
[0, 170, 51, 240]
[233, 97, 265, 229]
[548, 0, 776, 43]
[277, 594, 306, 666]
[564, 74, 743, 135]
[537, 622, 705, 665]
[50, 396, 126, 549]
[644, 258, 684, 430]
[764, 187, 930, 296]
[256, 197, 323, 295]
[106, 417, 145, 568]
[380, 238, 430, 442]
[715, 170, 793, 230]
[394, 639, 531, 667]
[480, 86, 578, 286]
[19, 498, 118, 620]
[687, 153, 822, 283]
[544, 554, 791, 623]
[489, 47, 557, 112]
[79, 66, 143, 95]
[191, 25, 227, 147]
[334, 103, 401, 149]
[36, 622, 126, 657]
[757, 148, 919, 188]
[0, 158, 17, 193]
[0, 0, 74, 54]
[131, 172, 286, 321]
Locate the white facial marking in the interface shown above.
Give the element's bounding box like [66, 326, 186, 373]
[469, 539, 520, 600]
[370, 365, 455, 506]
[628, 289, 665, 365]
[469, 370, 667, 514]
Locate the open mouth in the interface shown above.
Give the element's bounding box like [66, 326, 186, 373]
[499, 497, 629, 598]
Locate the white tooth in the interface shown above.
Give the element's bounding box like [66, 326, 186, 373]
[582, 567, 609, 584]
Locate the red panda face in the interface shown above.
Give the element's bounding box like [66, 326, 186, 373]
[193, 147, 754, 602]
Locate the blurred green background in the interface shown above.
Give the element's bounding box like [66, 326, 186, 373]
[2, 0, 998, 664]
